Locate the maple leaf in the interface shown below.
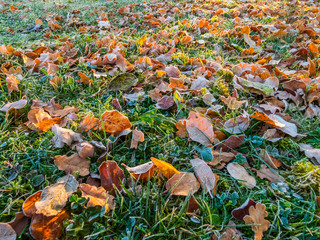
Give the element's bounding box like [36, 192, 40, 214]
[243, 203, 270, 240]
[35, 174, 79, 216]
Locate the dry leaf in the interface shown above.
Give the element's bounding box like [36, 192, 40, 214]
[166, 172, 200, 196]
[0, 223, 16, 240]
[299, 143, 320, 165]
[255, 164, 284, 183]
[101, 110, 131, 134]
[176, 120, 187, 138]
[190, 158, 218, 197]
[259, 149, 278, 169]
[209, 150, 235, 169]
[212, 221, 243, 240]
[6, 74, 19, 94]
[35, 174, 79, 216]
[220, 95, 246, 110]
[185, 111, 216, 146]
[156, 96, 175, 110]
[26, 108, 61, 132]
[151, 157, 179, 179]
[123, 161, 155, 181]
[78, 115, 100, 132]
[227, 163, 256, 188]
[243, 203, 270, 240]
[223, 115, 250, 134]
[187, 197, 200, 214]
[8, 212, 29, 236]
[216, 135, 245, 152]
[99, 161, 125, 193]
[52, 124, 83, 148]
[79, 183, 114, 211]
[232, 198, 257, 221]
[130, 128, 144, 149]
[30, 209, 70, 240]
[23, 190, 42, 217]
[0, 96, 27, 115]
[54, 153, 90, 176]
[73, 141, 95, 158]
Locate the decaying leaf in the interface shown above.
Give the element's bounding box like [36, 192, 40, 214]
[54, 153, 90, 176]
[30, 209, 70, 240]
[6, 74, 20, 94]
[166, 172, 200, 196]
[26, 108, 61, 132]
[79, 183, 114, 211]
[109, 73, 138, 91]
[8, 212, 29, 236]
[227, 163, 256, 188]
[101, 110, 131, 134]
[187, 197, 200, 214]
[73, 141, 95, 158]
[255, 164, 284, 183]
[78, 115, 100, 132]
[35, 174, 79, 216]
[209, 150, 235, 169]
[299, 143, 320, 165]
[99, 161, 125, 193]
[23, 190, 42, 217]
[123, 161, 155, 181]
[243, 203, 270, 240]
[151, 157, 179, 179]
[130, 128, 144, 149]
[216, 135, 245, 152]
[220, 95, 246, 110]
[232, 198, 257, 221]
[0, 96, 27, 115]
[212, 221, 243, 240]
[259, 149, 280, 169]
[190, 158, 219, 197]
[52, 124, 83, 148]
[185, 111, 217, 146]
[0, 223, 16, 240]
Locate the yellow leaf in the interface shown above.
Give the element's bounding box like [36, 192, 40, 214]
[139, 34, 147, 46]
[151, 157, 179, 179]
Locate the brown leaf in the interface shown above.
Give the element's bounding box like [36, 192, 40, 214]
[30, 209, 70, 240]
[151, 157, 179, 179]
[220, 95, 246, 110]
[23, 190, 42, 218]
[78, 115, 100, 132]
[7, 212, 29, 236]
[232, 198, 257, 221]
[216, 135, 245, 152]
[223, 115, 250, 134]
[99, 161, 125, 193]
[78, 72, 92, 84]
[175, 120, 187, 137]
[0, 223, 16, 240]
[212, 221, 243, 240]
[299, 143, 320, 165]
[26, 108, 61, 132]
[308, 57, 316, 77]
[255, 164, 284, 183]
[54, 153, 90, 176]
[0, 96, 27, 115]
[243, 203, 270, 240]
[259, 149, 279, 169]
[185, 111, 216, 146]
[165, 172, 200, 196]
[79, 183, 114, 211]
[101, 110, 131, 134]
[227, 163, 256, 188]
[52, 124, 83, 148]
[35, 174, 79, 216]
[209, 150, 235, 169]
[130, 128, 144, 149]
[6, 74, 19, 94]
[187, 197, 200, 214]
[123, 161, 155, 182]
[73, 141, 95, 158]
[190, 158, 218, 197]
[156, 96, 175, 110]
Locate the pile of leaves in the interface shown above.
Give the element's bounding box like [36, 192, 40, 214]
[1, 0, 320, 239]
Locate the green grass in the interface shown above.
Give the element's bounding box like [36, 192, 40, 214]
[1, 0, 320, 239]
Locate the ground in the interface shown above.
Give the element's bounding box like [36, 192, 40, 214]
[1, 0, 320, 239]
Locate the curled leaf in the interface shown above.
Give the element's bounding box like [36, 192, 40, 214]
[23, 190, 42, 217]
[123, 161, 155, 182]
[52, 124, 83, 148]
[130, 128, 144, 149]
[232, 198, 257, 221]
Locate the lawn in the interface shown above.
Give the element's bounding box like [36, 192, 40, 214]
[1, 0, 320, 239]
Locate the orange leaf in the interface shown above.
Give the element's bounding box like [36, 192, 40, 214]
[78, 72, 92, 84]
[23, 191, 42, 218]
[130, 128, 144, 149]
[165, 172, 200, 196]
[78, 115, 100, 132]
[101, 110, 131, 134]
[241, 26, 250, 35]
[30, 209, 70, 240]
[151, 157, 179, 179]
[308, 42, 319, 58]
[6, 75, 19, 94]
[308, 57, 316, 77]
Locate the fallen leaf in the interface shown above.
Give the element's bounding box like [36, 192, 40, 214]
[23, 190, 42, 217]
[101, 110, 131, 134]
[6, 74, 19, 94]
[255, 164, 284, 183]
[26, 108, 61, 132]
[0, 223, 16, 240]
[227, 163, 256, 188]
[109, 73, 137, 91]
[209, 150, 235, 169]
[212, 221, 243, 240]
[259, 149, 279, 169]
[185, 111, 216, 146]
[190, 158, 218, 197]
[166, 172, 200, 196]
[123, 161, 155, 181]
[0, 96, 27, 115]
[73, 141, 95, 158]
[187, 197, 200, 214]
[299, 143, 320, 165]
[308, 58, 316, 77]
[79, 183, 114, 211]
[151, 157, 179, 179]
[220, 95, 246, 110]
[78, 115, 100, 132]
[99, 161, 125, 193]
[35, 174, 79, 216]
[8, 212, 29, 236]
[54, 153, 90, 176]
[216, 135, 245, 152]
[30, 209, 70, 240]
[52, 124, 83, 148]
[130, 128, 144, 149]
[176, 120, 187, 137]
[78, 72, 92, 84]
[243, 203, 270, 240]
[156, 96, 175, 110]
[223, 115, 250, 134]
[232, 198, 257, 221]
